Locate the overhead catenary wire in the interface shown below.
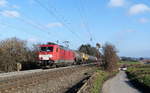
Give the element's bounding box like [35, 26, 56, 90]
[0, 20, 45, 40]
[0, 9, 76, 48]
[0, 20, 72, 46]
[47, 1, 71, 26]
[77, 2, 92, 39]
[78, 0, 96, 44]
[17, 11, 66, 41]
[0, 13, 61, 43]
[33, 0, 86, 43]
[0, 10, 51, 35]
[8, 5, 70, 42]
[0, 1, 87, 48]
[45, 0, 95, 46]
[45, 1, 85, 46]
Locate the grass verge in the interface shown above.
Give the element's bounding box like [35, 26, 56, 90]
[126, 64, 150, 93]
[90, 69, 118, 93]
[118, 61, 141, 65]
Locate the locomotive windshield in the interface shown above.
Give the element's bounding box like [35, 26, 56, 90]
[40, 47, 53, 52]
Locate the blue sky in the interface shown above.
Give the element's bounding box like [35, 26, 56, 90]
[0, 0, 150, 57]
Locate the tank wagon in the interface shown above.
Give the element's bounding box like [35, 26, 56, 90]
[38, 42, 97, 68]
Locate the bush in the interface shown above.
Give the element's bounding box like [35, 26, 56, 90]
[102, 43, 119, 72]
[0, 37, 38, 72]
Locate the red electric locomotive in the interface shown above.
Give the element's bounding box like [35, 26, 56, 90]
[38, 42, 75, 67]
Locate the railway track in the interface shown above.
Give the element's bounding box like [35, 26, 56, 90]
[0, 63, 96, 93]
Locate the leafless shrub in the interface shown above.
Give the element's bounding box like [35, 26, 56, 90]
[21, 43, 40, 70]
[102, 43, 119, 72]
[0, 37, 38, 72]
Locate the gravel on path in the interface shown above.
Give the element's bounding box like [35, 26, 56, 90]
[102, 71, 141, 93]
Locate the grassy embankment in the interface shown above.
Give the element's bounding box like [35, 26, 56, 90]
[126, 64, 150, 92]
[90, 61, 142, 93]
[90, 69, 118, 93]
[118, 61, 141, 65]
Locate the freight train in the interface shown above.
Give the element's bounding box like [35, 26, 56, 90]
[38, 42, 97, 68]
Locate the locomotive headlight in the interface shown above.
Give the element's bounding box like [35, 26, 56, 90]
[49, 55, 53, 58]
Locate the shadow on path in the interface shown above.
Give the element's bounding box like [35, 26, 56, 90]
[125, 78, 150, 93]
[102, 71, 141, 93]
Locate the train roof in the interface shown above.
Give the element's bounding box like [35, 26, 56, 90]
[39, 42, 72, 51]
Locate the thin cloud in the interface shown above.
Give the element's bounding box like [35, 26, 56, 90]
[0, 0, 7, 7]
[129, 4, 150, 15]
[139, 18, 149, 24]
[0, 0, 20, 9]
[125, 29, 136, 33]
[11, 5, 20, 9]
[0, 10, 20, 18]
[108, 0, 125, 7]
[46, 22, 63, 28]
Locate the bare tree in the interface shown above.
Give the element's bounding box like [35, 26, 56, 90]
[0, 37, 28, 72]
[22, 43, 40, 70]
[102, 43, 119, 72]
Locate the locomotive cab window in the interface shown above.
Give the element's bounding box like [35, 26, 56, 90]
[47, 47, 53, 52]
[40, 47, 46, 51]
[40, 47, 53, 52]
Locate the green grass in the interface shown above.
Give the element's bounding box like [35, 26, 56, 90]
[118, 61, 141, 65]
[91, 70, 108, 93]
[91, 70, 118, 93]
[126, 65, 150, 87]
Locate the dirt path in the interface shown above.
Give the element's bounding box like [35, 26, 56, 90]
[102, 71, 141, 93]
